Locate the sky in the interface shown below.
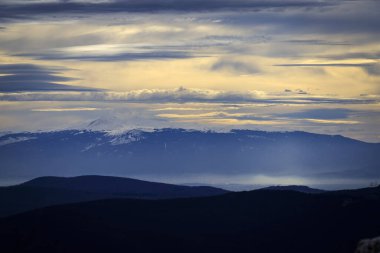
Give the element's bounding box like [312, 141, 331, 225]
[0, 0, 380, 142]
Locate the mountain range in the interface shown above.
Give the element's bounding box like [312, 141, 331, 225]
[1, 129, 379, 187]
[1, 128, 379, 252]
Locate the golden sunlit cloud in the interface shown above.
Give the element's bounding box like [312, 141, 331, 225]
[303, 119, 361, 125]
[0, 0, 379, 142]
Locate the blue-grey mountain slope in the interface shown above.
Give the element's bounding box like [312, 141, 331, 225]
[0, 129, 379, 184]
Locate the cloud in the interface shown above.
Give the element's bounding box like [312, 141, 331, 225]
[362, 63, 380, 76]
[0, 63, 66, 74]
[280, 108, 353, 120]
[218, 1, 380, 35]
[319, 52, 380, 60]
[157, 111, 270, 121]
[303, 118, 360, 125]
[0, 87, 376, 105]
[31, 107, 101, 112]
[275, 63, 373, 67]
[211, 59, 260, 75]
[0, 64, 99, 92]
[156, 110, 361, 126]
[156, 111, 283, 126]
[0, 0, 334, 20]
[275, 63, 380, 76]
[281, 39, 351, 46]
[279, 89, 307, 95]
[16, 51, 198, 62]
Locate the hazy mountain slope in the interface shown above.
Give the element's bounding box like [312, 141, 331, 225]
[1, 129, 379, 184]
[1, 186, 379, 253]
[0, 175, 228, 217]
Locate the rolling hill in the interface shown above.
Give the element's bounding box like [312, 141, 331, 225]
[0, 175, 228, 217]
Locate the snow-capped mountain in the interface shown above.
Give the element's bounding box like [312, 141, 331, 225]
[0, 129, 379, 187]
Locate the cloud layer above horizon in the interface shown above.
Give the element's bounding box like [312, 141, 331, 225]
[0, 0, 379, 141]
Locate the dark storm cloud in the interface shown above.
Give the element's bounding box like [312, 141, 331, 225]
[0, 0, 334, 20]
[16, 51, 198, 62]
[211, 59, 260, 74]
[275, 63, 380, 76]
[0, 64, 98, 92]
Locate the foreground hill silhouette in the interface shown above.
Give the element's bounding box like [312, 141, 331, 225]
[0, 186, 379, 253]
[0, 175, 227, 217]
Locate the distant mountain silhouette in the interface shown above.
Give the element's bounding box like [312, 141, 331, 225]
[261, 185, 326, 193]
[21, 175, 227, 197]
[0, 186, 379, 253]
[0, 175, 228, 217]
[1, 129, 379, 186]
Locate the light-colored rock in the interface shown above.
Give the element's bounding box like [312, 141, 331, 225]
[356, 236, 380, 253]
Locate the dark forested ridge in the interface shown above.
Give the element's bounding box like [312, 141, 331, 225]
[1, 185, 379, 253]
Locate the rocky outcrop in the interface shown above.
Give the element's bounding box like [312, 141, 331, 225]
[356, 237, 380, 253]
